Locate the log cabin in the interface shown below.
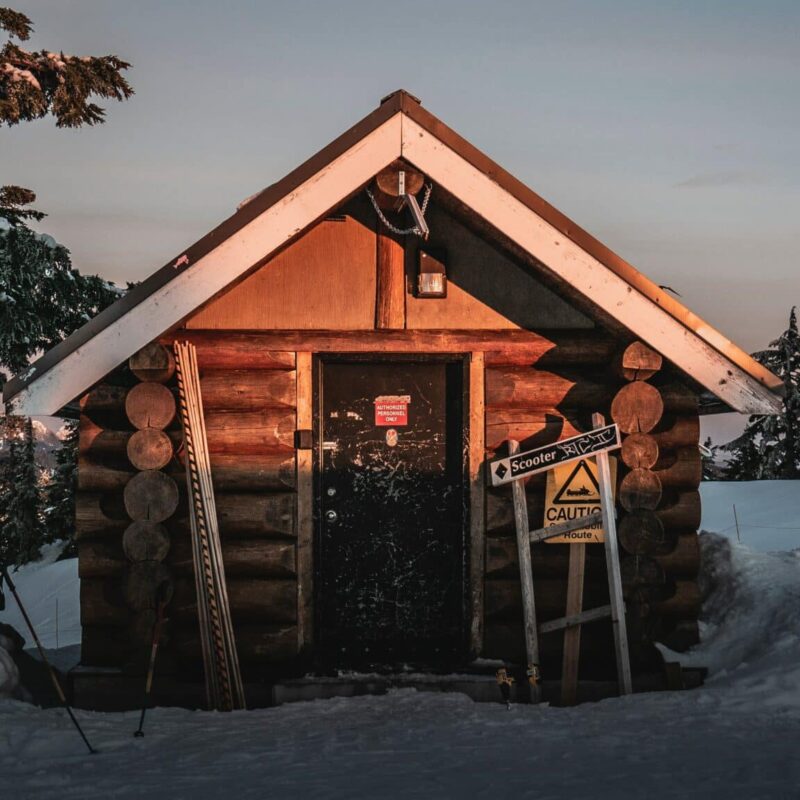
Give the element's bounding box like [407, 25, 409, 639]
[3, 90, 783, 708]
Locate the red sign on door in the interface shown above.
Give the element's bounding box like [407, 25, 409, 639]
[374, 395, 410, 426]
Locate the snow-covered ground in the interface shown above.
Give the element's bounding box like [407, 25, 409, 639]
[1, 542, 80, 650]
[1, 483, 800, 798]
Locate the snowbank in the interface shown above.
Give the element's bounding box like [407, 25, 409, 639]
[0, 543, 80, 650]
[700, 480, 800, 551]
[669, 533, 800, 713]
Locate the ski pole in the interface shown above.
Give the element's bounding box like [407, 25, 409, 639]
[0, 565, 96, 755]
[134, 582, 170, 738]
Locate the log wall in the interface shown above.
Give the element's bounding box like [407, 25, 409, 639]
[76, 330, 703, 683]
[76, 343, 299, 675]
[481, 340, 702, 678]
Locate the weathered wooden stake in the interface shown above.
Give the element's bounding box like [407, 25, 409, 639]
[593, 412, 633, 696]
[509, 439, 541, 703]
[560, 542, 586, 705]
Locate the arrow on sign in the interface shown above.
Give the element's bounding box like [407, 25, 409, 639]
[489, 424, 621, 487]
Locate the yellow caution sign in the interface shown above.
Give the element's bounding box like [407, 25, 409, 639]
[543, 457, 617, 543]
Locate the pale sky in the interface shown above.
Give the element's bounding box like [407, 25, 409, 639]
[3, 0, 798, 442]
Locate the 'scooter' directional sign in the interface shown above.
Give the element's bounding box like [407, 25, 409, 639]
[489, 423, 621, 487]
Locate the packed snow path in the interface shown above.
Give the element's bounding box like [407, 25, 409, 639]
[2, 683, 799, 799]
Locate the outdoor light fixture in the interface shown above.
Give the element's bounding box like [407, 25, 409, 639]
[367, 163, 432, 240]
[417, 250, 447, 298]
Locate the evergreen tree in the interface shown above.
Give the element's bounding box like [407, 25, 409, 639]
[1, 5, 134, 234]
[701, 436, 720, 480]
[42, 419, 78, 550]
[0, 222, 121, 385]
[0, 416, 43, 565]
[723, 306, 800, 479]
[1, 7, 133, 129]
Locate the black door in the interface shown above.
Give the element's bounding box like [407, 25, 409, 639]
[316, 359, 466, 670]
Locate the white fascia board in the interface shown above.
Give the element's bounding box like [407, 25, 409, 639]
[10, 115, 404, 417]
[401, 117, 782, 415]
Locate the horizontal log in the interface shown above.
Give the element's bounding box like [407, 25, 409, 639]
[198, 370, 296, 410]
[80, 438, 295, 492]
[124, 469, 180, 523]
[75, 492, 128, 539]
[203, 410, 295, 453]
[80, 531, 294, 579]
[485, 409, 585, 452]
[77, 487, 296, 540]
[123, 521, 171, 562]
[80, 578, 129, 627]
[174, 492, 296, 538]
[81, 626, 131, 667]
[80, 385, 132, 429]
[657, 491, 701, 530]
[651, 415, 700, 450]
[125, 561, 173, 611]
[485, 578, 610, 620]
[614, 341, 662, 381]
[619, 468, 662, 511]
[78, 458, 134, 493]
[174, 451, 296, 492]
[654, 532, 700, 578]
[167, 330, 618, 368]
[486, 334, 619, 367]
[486, 538, 611, 579]
[618, 510, 667, 556]
[172, 577, 297, 624]
[652, 580, 701, 618]
[620, 433, 659, 469]
[78, 539, 126, 578]
[654, 447, 702, 490]
[486, 368, 613, 410]
[168, 335, 296, 370]
[128, 609, 160, 649]
[79, 420, 131, 465]
[487, 486, 699, 537]
[620, 555, 665, 588]
[127, 428, 174, 470]
[170, 537, 296, 578]
[129, 342, 175, 383]
[656, 383, 698, 414]
[610, 381, 664, 434]
[171, 623, 298, 663]
[125, 382, 176, 430]
[486, 576, 699, 627]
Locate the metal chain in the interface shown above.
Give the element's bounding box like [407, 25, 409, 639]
[366, 183, 432, 236]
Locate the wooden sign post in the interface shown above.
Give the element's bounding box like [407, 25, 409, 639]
[491, 414, 632, 705]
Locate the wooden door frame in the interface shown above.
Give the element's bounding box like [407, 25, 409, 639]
[302, 352, 474, 668]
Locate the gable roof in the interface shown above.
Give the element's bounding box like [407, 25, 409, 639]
[3, 90, 783, 416]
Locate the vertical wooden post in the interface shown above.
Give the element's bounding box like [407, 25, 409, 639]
[469, 352, 485, 656]
[509, 439, 541, 703]
[593, 412, 632, 695]
[375, 228, 406, 329]
[560, 543, 586, 705]
[296, 352, 314, 654]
